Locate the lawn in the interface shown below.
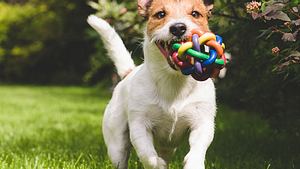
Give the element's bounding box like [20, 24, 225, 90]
[0, 85, 298, 169]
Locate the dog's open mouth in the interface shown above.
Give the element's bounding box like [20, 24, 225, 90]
[155, 38, 189, 70]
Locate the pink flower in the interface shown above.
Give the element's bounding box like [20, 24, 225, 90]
[246, 1, 262, 13]
[272, 47, 280, 55]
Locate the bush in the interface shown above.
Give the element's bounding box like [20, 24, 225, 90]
[210, 0, 300, 132]
[84, 0, 144, 84]
[0, 0, 94, 84]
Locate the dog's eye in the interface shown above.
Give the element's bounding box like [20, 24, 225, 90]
[191, 11, 202, 18]
[154, 11, 166, 19]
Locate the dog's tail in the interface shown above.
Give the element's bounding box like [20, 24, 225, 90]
[87, 15, 135, 78]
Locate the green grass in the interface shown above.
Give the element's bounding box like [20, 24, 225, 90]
[0, 85, 298, 169]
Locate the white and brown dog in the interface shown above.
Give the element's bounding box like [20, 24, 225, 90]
[88, 0, 216, 168]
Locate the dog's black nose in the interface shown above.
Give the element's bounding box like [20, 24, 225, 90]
[169, 23, 187, 37]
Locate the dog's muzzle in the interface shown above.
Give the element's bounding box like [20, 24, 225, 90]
[155, 37, 191, 71]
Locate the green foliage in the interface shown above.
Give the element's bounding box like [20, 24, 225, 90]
[0, 0, 93, 84]
[0, 2, 56, 58]
[246, 0, 300, 71]
[0, 2, 61, 83]
[83, 30, 114, 85]
[0, 85, 298, 168]
[88, 0, 144, 43]
[84, 0, 144, 84]
[210, 0, 300, 131]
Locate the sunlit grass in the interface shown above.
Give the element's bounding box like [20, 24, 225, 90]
[0, 85, 298, 169]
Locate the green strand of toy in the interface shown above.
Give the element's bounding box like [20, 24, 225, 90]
[172, 43, 225, 65]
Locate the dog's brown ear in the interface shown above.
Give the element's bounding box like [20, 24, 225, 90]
[203, 0, 214, 16]
[138, 0, 152, 17]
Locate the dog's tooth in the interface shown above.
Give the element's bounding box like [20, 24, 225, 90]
[204, 45, 210, 53]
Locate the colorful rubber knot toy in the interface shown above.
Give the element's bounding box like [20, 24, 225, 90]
[171, 29, 228, 81]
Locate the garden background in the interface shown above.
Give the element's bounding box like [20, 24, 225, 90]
[0, 0, 299, 168]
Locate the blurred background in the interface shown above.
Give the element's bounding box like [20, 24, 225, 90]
[0, 0, 299, 168]
[1, 0, 299, 132]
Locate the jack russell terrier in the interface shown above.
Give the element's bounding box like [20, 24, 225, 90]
[87, 0, 217, 168]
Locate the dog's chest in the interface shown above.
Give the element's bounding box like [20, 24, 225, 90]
[146, 103, 190, 144]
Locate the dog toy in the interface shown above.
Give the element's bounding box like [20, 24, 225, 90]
[171, 29, 228, 81]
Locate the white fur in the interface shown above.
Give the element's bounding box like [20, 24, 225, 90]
[87, 15, 135, 78]
[150, 18, 199, 42]
[88, 15, 216, 169]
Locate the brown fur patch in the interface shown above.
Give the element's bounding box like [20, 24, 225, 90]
[146, 0, 210, 37]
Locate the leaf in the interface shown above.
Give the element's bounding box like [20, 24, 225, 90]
[87, 1, 99, 10]
[251, 12, 262, 20]
[262, 3, 285, 16]
[275, 11, 291, 21]
[292, 7, 298, 13]
[261, 2, 267, 12]
[264, 15, 272, 20]
[293, 30, 299, 38]
[281, 33, 296, 42]
[257, 28, 272, 39]
[275, 51, 300, 71]
[292, 19, 300, 26]
[265, 11, 291, 21]
[291, 0, 300, 6]
[288, 51, 300, 58]
[266, 31, 275, 39]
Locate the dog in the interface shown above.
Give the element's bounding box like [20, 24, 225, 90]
[87, 0, 216, 168]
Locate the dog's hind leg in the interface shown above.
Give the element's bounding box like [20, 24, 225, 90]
[102, 93, 131, 169]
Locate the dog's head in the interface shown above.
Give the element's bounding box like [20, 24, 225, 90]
[138, 0, 214, 69]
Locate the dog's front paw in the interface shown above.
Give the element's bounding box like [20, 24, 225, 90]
[183, 151, 205, 169]
[143, 156, 167, 169]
